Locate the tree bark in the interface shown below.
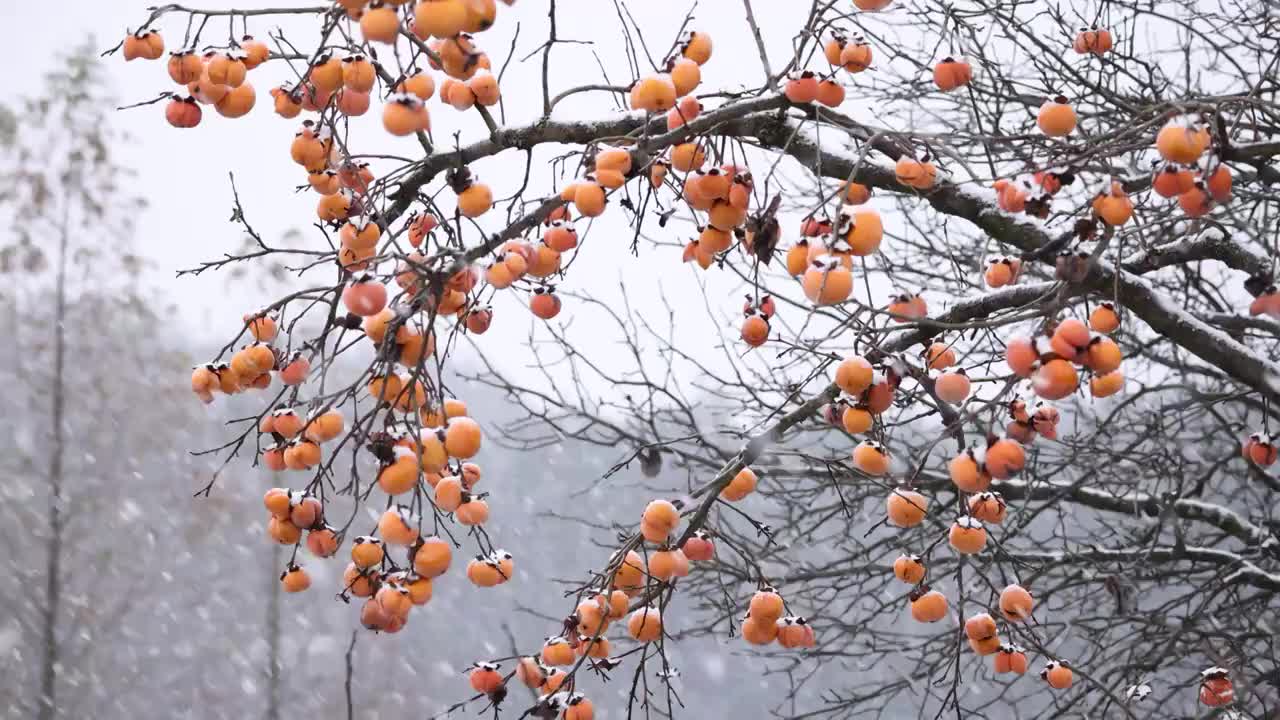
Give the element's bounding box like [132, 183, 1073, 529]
[266, 543, 281, 720]
[38, 205, 70, 720]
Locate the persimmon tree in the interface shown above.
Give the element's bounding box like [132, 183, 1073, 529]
[112, 0, 1278, 717]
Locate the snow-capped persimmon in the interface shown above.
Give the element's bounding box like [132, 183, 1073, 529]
[383, 94, 430, 135]
[783, 71, 820, 104]
[1092, 181, 1133, 225]
[852, 440, 890, 475]
[611, 549, 646, 594]
[1178, 182, 1214, 218]
[1242, 432, 1278, 466]
[948, 516, 987, 554]
[893, 554, 925, 584]
[1152, 163, 1195, 198]
[749, 586, 785, 623]
[1034, 358, 1079, 400]
[1042, 660, 1074, 689]
[1199, 668, 1235, 707]
[681, 530, 715, 561]
[841, 207, 883, 255]
[802, 258, 853, 305]
[741, 616, 778, 645]
[344, 564, 378, 598]
[288, 491, 322, 527]
[1050, 317, 1090, 362]
[280, 564, 311, 593]
[834, 355, 874, 394]
[1005, 336, 1038, 377]
[840, 39, 873, 72]
[721, 467, 758, 501]
[468, 70, 501, 106]
[776, 616, 816, 649]
[378, 507, 420, 546]
[1084, 336, 1123, 374]
[1205, 164, 1232, 202]
[1073, 27, 1113, 55]
[626, 606, 663, 642]
[576, 599, 610, 637]
[412, 536, 452, 578]
[886, 293, 927, 322]
[306, 527, 340, 557]
[985, 257, 1020, 287]
[1090, 369, 1125, 398]
[1089, 302, 1120, 333]
[1156, 119, 1211, 164]
[968, 492, 1007, 524]
[994, 645, 1028, 674]
[399, 70, 436, 100]
[529, 287, 562, 319]
[1037, 96, 1077, 136]
[263, 487, 291, 517]
[414, 0, 470, 40]
[515, 657, 547, 689]
[841, 406, 873, 434]
[816, 79, 845, 108]
[998, 584, 1035, 621]
[668, 57, 701, 96]
[964, 612, 997, 642]
[680, 31, 713, 65]
[934, 369, 970, 404]
[165, 96, 202, 128]
[303, 409, 344, 443]
[336, 88, 370, 116]
[466, 556, 504, 587]
[932, 57, 972, 91]
[167, 51, 204, 84]
[360, 5, 401, 43]
[455, 497, 489, 526]
[239, 35, 269, 68]
[886, 488, 927, 527]
[740, 313, 770, 347]
[983, 437, 1025, 479]
[629, 74, 677, 112]
[556, 695, 594, 720]
[122, 29, 164, 61]
[350, 535, 385, 569]
[282, 439, 321, 470]
[894, 154, 937, 190]
[541, 636, 576, 666]
[909, 587, 948, 622]
[207, 52, 247, 88]
[342, 275, 388, 317]
[865, 373, 898, 415]
[271, 86, 303, 118]
[468, 662, 504, 694]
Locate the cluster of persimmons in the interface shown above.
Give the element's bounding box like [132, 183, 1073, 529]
[115, 0, 1253, 712]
